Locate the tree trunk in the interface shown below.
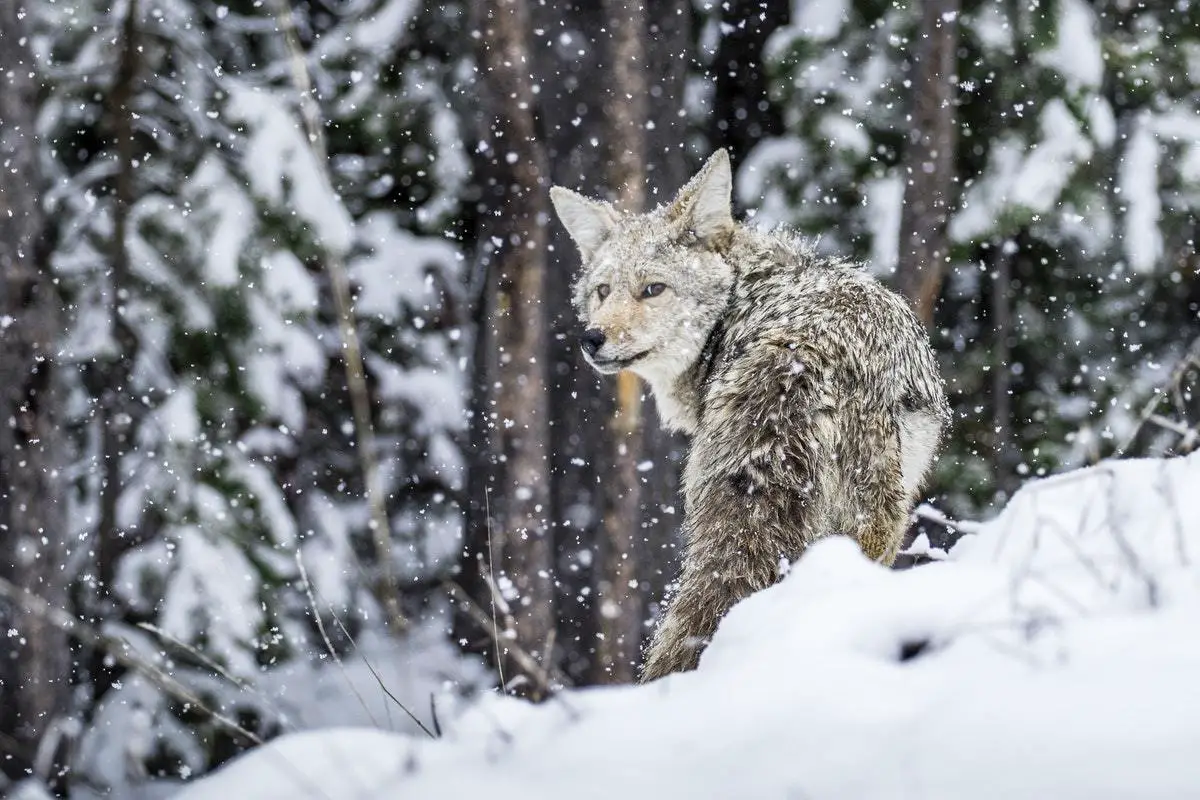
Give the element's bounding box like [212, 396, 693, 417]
[990, 245, 1020, 502]
[467, 0, 556, 690]
[711, 0, 789, 174]
[594, 0, 649, 685]
[472, 0, 692, 688]
[528, 0, 613, 686]
[896, 0, 960, 326]
[0, 2, 70, 783]
[637, 0, 692, 661]
[97, 0, 141, 602]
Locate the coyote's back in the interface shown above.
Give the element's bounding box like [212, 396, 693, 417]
[551, 150, 950, 682]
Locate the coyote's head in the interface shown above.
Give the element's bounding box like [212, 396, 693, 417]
[550, 150, 737, 384]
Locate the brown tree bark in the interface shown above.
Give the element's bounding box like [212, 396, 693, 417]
[467, 0, 556, 690]
[594, 0, 649, 685]
[465, 0, 692, 688]
[97, 0, 141, 602]
[636, 0, 693, 669]
[523, 1, 611, 686]
[896, 0, 960, 326]
[0, 2, 70, 783]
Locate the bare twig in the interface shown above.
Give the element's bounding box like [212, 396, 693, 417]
[138, 622, 252, 691]
[1147, 414, 1199, 450]
[270, 0, 406, 632]
[327, 611, 437, 739]
[1033, 492, 1115, 594]
[429, 695, 443, 738]
[1100, 468, 1159, 607]
[443, 580, 569, 696]
[295, 550, 381, 730]
[1114, 337, 1200, 458]
[484, 488, 507, 695]
[1156, 461, 1190, 567]
[295, 549, 436, 738]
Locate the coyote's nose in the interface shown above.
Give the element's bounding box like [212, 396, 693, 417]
[580, 328, 606, 357]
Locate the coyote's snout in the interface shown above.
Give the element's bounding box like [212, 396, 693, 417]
[551, 150, 950, 682]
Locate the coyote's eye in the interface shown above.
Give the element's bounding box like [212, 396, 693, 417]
[597, 284, 611, 301]
[642, 283, 667, 299]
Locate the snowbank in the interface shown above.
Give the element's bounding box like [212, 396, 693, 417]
[179, 453, 1200, 799]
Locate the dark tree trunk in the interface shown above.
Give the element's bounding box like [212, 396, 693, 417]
[461, 0, 695, 688]
[0, 2, 70, 784]
[97, 0, 141, 603]
[465, 0, 556, 691]
[638, 0, 692, 647]
[593, 0, 650, 685]
[520, 0, 693, 686]
[896, 0, 960, 326]
[710, 0, 789, 172]
[530, 0, 618, 685]
[990, 246, 1020, 502]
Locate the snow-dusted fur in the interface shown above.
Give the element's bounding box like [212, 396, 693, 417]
[550, 150, 950, 682]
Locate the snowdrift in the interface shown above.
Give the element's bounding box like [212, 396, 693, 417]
[179, 453, 1200, 799]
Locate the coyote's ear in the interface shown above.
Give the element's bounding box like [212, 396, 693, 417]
[550, 186, 619, 261]
[671, 149, 734, 249]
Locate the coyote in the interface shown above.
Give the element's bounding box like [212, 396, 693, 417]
[550, 150, 950, 682]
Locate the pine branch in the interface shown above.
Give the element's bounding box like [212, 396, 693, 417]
[0, 575, 264, 747]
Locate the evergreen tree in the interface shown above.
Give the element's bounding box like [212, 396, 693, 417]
[29, 0, 470, 787]
[749, 0, 1200, 516]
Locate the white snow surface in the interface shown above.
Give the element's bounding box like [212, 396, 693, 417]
[180, 453, 1200, 799]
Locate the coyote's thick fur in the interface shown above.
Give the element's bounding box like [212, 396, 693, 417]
[550, 150, 950, 682]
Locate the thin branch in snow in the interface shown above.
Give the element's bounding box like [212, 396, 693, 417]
[295, 550, 382, 731]
[485, 487, 507, 695]
[1146, 414, 1199, 451]
[429, 695, 443, 738]
[1114, 336, 1200, 458]
[134, 621, 296, 735]
[1156, 461, 1190, 567]
[295, 549, 436, 739]
[326, 609, 437, 739]
[476, 569, 563, 697]
[270, 0, 407, 633]
[443, 580, 569, 696]
[137, 622, 252, 692]
[1034, 494, 1115, 594]
[1100, 468, 1159, 607]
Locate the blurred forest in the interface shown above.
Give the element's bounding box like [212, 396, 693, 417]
[1, 0, 1198, 794]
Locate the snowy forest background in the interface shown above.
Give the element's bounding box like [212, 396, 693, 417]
[1, 0, 1199, 794]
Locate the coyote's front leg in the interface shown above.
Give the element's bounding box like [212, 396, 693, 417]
[640, 345, 831, 682]
[641, 543, 776, 681]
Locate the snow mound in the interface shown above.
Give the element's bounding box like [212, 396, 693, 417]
[179, 453, 1200, 799]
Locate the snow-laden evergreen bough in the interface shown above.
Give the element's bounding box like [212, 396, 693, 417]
[549, 150, 951, 680]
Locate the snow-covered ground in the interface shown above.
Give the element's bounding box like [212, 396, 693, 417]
[179, 453, 1200, 799]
